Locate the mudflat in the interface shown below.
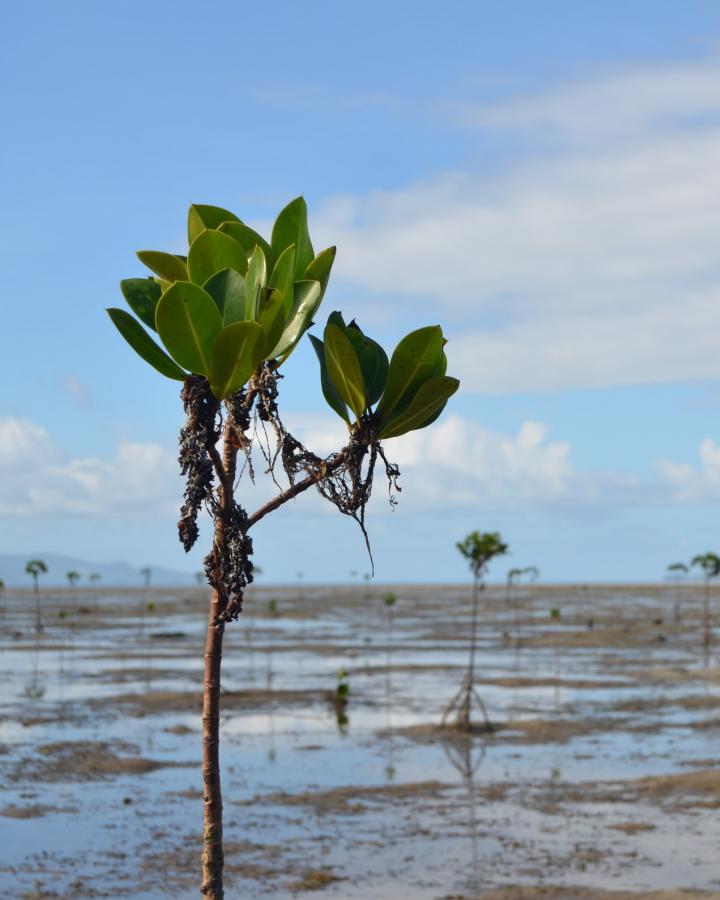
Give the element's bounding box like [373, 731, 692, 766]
[1, 582, 719, 898]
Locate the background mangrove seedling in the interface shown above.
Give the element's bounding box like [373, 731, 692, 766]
[691, 553, 720, 649]
[443, 532, 508, 732]
[25, 559, 47, 633]
[140, 566, 152, 588]
[106, 197, 459, 899]
[66, 570, 80, 604]
[666, 561, 689, 622]
[89, 572, 101, 585]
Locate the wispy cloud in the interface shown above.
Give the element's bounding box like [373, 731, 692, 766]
[0, 418, 180, 517]
[314, 56, 720, 394]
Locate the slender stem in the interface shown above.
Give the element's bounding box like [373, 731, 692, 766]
[246, 448, 349, 531]
[200, 419, 238, 899]
[201, 589, 225, 898]
[467, 574, 480, 687]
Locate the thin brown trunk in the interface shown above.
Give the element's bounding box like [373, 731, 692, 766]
[201, 589, 225, 898]
[703, 579, 711, 648]
[201, 420, 237, 898]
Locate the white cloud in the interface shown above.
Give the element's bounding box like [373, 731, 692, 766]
[0, 418, 180, 517]
[656, 438, 720, 503]
[314, 56, 720, 394]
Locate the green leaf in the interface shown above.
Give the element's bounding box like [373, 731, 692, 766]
[187, 230, 248, 285]
[376, 326, 445, 422]
[209, 321, 266, 399]
[309, 334, 350, 424]
[136, 251, 188, 283]
[202, 268, 246, 325]
[220, 221, 274, 269]
[378, 376, 459, 440]
[155, 281, 223, 375]
[188, 204, 240, 244]
[120, 278, 161, 332]
[324, 322, 366, 421]
[268, 244, 295, 317]
[257, 288, 286, 358]
[244, 245, 267, 320]
[107, 308, 186, 381]
[271, 196, 314, 279]
[270, 279, 322, 360]
[346, 323, 389, 407]
[305, 246, 336, 299]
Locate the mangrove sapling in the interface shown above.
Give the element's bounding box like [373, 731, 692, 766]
[25, 559, 47, 634]
[66, 570, 80, 606]
[443, 532, 508, 732]
[107, 197, 459, 898]
[666, 561, 689, 622]
[691, 553, 720, 649]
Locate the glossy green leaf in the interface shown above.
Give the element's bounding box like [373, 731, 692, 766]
[376, 326, 445, 422]
[271, 196, 314, 279]
[107, 308, 186, 381]
[270, 280, 322, 360]
[304, 246, 336, 300]
[219, 221, 274, 269]
[120, 278, 161, 332]
[136, 251, 188, 283]
[155, 281, 223, 375]
[244, 245, 267, 320]
[203, 268, 246, 325]
[188, 204, 240, 244]
[257, 288, 285, 358]
[187, 230, 248, 285]
[324, 322, 366, 421]
[209, 321, 265, 399]
[345, 323, 389, 407]
[309, 334, 350, 424]
[378, 376, 459, 440]
[268, 244, 295, 317]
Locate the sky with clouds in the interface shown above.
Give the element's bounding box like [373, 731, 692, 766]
[3, 1, 720, 583]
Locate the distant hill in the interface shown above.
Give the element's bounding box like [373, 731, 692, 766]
[0, 553, 196, 588]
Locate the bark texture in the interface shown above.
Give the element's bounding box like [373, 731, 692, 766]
[201, 590, 225, 898]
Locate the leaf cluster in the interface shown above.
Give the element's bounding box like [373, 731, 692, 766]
[691, 553, 720, 579]
[107, 198, 335, 400]
[456, 531, 509, 580]
[312, 312, 459, 441]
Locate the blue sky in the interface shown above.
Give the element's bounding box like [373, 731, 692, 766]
[3, 1, 720, 583]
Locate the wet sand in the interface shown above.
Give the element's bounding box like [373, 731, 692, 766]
[1, 582, 720, 898]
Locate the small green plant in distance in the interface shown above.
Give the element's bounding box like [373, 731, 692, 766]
[106, 197, 458, 899]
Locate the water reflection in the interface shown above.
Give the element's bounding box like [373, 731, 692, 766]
[443, 737, 487, 895]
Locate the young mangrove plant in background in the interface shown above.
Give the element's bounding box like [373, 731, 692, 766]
[443, 532, 508, 732]
[25, 559, 47, 633]
[666, 561, 689, 622]
[107, 196, 459, 899]
[691, 553, 720, 649]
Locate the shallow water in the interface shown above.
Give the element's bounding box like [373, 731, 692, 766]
[2, 583, 720, 898]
